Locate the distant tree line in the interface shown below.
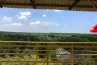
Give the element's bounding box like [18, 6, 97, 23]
[0, 31, 97, 42]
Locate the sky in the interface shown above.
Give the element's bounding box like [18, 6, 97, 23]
[0, 8, 97, 33]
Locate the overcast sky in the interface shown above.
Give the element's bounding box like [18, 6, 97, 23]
[0, 8, 97, 33]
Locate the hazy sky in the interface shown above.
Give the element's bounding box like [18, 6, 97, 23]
[0, 8, 97, 33]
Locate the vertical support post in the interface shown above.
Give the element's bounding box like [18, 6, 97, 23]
[46, 45, 49, 65]
[71, 43, 74, 65]
[36, 43, 38, 65]
[30, 0, 36, 9]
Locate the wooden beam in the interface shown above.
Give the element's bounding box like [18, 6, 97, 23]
[0, 5, 2, 8]
[30, 0, 36, 9]
[0, 2, 94, 8]
[88, 0, 97, 10]
[69, 0, 80, 10]
[0, 2, 3, 8]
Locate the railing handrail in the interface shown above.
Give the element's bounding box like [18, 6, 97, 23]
[0, 41, 97, 65]
[0, 41, 97, 44]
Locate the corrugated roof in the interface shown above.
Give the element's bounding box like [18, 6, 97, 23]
[0, 0, 97, 11]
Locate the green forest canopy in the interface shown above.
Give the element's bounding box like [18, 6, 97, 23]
[0, 31, 97, 42]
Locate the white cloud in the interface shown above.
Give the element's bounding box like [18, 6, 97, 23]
[54, 10, 63, 12]
[29, 21, 59, 28]
[30, 21, 40, 25]
[64, 25, 68, 27]
[4, 23, 22, 27]
[0, 16, 23, 32]
[17, 11, 31, 20]
[42, 14, 47, 17]
[0, 16, 13, 23]
[10, 23, 22, 27]
[0, 16, 22, 27]
[0, 16, 61, 32]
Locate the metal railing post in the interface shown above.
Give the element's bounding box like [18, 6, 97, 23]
[71, 43, 74, 65]
[36, 43, 39, 65]
[46, 47, 49, 65]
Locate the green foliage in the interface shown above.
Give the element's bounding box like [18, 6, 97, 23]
[0, 32, 97, 42]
